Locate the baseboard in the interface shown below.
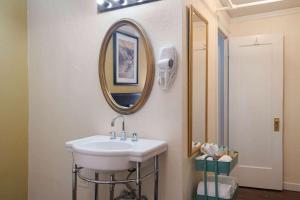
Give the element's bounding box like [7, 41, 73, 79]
[284, 182, 300, 192]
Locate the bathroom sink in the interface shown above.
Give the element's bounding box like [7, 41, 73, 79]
[65, 135, 167, 172]
[74, 141, 133, 152]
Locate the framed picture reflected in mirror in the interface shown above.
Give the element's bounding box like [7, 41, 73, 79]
[113, 31, 139, 85]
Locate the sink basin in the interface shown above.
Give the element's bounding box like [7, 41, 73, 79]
[65, 135, 167, 172]
[75, 141, 133, 151]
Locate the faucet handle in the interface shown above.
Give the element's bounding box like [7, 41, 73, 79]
[131, 132, 138, 142]
[110, 131, 116, 140]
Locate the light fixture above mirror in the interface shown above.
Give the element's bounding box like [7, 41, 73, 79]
[97, 0, 161, 13]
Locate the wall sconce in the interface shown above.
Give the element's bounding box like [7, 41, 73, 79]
[97, 0, 161, 13]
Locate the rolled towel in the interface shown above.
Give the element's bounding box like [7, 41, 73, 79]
[197, 176, 237, 199]
[218, 155, 232, 162]
[195, 154, 213, 161]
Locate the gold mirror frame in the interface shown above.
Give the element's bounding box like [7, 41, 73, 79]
[188, 6, 208, 157]
[99, 19, 155, 115]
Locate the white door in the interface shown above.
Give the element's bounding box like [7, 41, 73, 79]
[229, 34, 283, 190]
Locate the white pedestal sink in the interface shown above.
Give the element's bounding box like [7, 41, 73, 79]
[66, 134, 167, 200]
[65, 135, 168, 172]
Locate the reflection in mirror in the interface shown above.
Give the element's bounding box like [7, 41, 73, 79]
[188, 6, 208, 157]
[104, 25, 147, 108]
[99, 19, 154, 115]
[192, 11, 207, 146]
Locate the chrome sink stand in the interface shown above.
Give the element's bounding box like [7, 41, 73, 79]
[72, 155, 160, 200]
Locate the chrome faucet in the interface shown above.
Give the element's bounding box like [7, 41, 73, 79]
[111, 115, 127, 141]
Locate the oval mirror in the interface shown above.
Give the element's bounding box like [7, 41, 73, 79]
[99, 19, 154, 115]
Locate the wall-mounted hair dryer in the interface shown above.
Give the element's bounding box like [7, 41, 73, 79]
[157, 46, 177, 91]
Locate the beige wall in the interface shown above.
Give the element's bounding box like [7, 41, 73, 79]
[230, 11, 300, 187]
[0, 0, 28, 200]
[27, 0, 230, 199]
[29, 1, 300, 199]
[28, 0, 185, 199]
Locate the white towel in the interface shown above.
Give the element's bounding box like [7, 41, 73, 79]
[195, 154, 213, 161]
[197, 182, 234, 199]
[218, 155, 232, 162]
[197, 176, 237, 199]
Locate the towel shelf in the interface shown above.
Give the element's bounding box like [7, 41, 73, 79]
[195, 153, 238, 175]
[194, 152, 239, 200]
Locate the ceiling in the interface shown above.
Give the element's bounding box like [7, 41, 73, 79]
[220, 0, 300, 17]
[231, 0, 275, 4]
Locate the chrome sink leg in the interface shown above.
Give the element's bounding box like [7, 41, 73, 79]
[95, 172, 99, 200]
[154, 156, 159, 200]
[72, 163, 78, 200]
[136, 162, 142, 200]
[109, 174, 115, 200]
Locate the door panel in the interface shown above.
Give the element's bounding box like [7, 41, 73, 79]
[229, 34, 283, 190]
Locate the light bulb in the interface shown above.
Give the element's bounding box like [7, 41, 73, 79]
[97, 0, 112, 8]
[114, 0, 127, 5]
[97, 0, 105, 5]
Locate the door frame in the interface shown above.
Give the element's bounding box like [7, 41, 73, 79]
[217, 28, 229, 147]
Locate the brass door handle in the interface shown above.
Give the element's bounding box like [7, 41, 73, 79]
[274, 118, 280, 132]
